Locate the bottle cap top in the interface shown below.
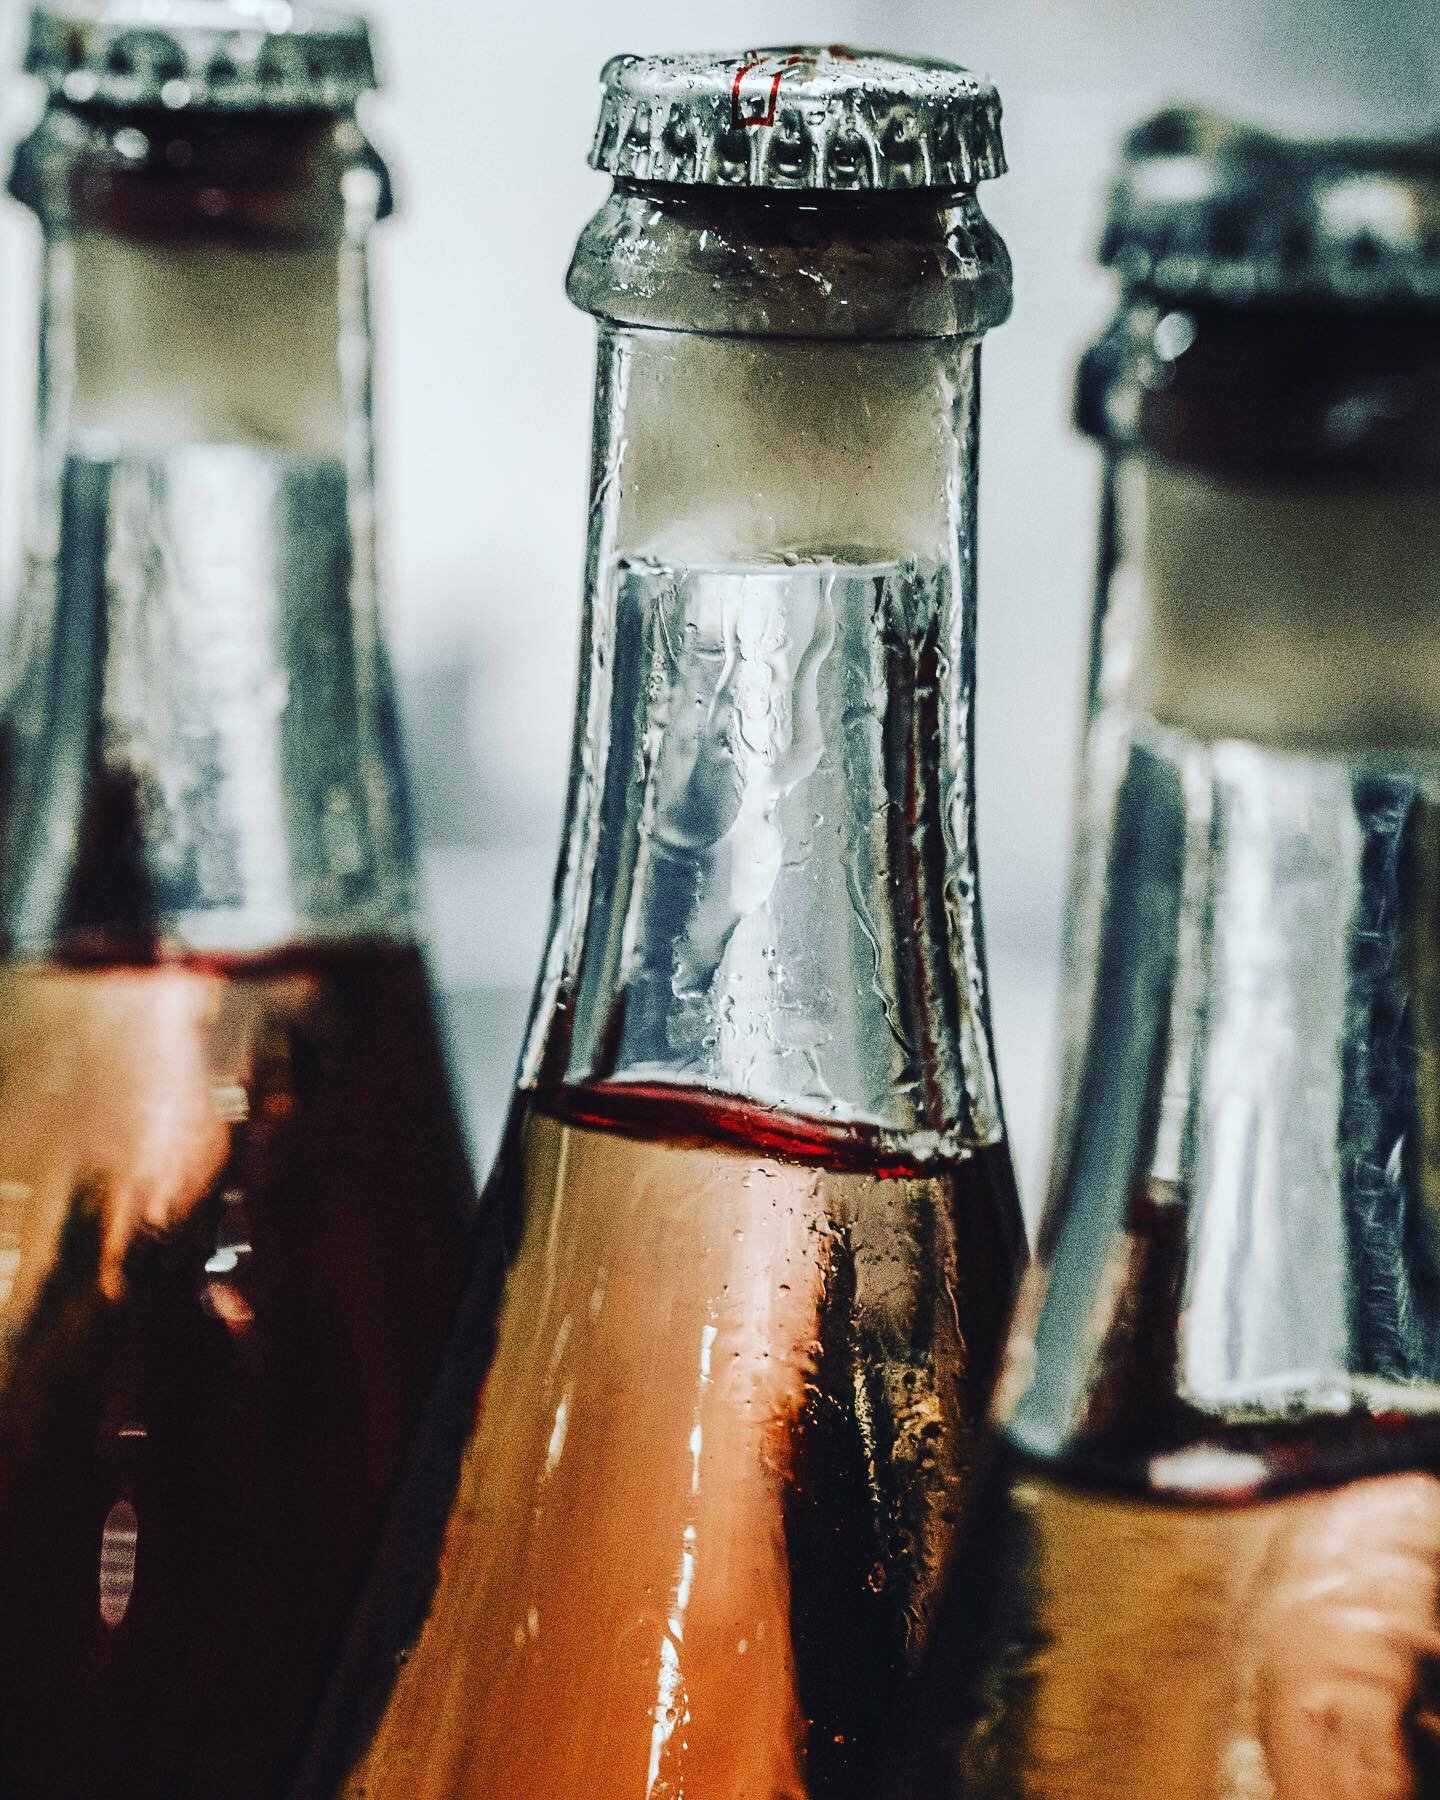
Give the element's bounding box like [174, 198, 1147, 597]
[1103, 107, 1440, 306]
[589, 45, 1005, 192]
[25, 0, 377, 113]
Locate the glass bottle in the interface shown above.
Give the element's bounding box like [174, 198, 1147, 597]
[894, 113, 1440, 1800]
[0, 7, 475, 1795]
[297, 45, 1025, 1800]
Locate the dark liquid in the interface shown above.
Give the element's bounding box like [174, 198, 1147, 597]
[309, 1081, 1021, 1800]
[0, 943, 474, 1798]
[899, 1438, 1440, 1800]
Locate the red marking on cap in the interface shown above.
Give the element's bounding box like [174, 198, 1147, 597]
[731, 51, 821, 130]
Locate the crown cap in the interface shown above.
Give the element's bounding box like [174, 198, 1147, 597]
[25, 0, 376, 113]
[589, 45, 1005, 192]
[1104, 108, 1440, 306]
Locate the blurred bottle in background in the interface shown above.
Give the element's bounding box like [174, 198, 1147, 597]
[892, 113, 1440, 1800]
[0, 5, 476, 1794]
[297, 45, 1026, 1800]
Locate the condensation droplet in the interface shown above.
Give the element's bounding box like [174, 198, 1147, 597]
[99, 1498, 139, 1629]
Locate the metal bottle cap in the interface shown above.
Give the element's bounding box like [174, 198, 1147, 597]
[25, 0, 377, 113]
[1103, 107, 1440, 306]
[589, 45, 1005, 192]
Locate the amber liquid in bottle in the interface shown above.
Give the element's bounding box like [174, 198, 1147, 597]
[307, 1079, 1017, 1800]
[895, 1163, 1440, 1800]
[926, 1445, 1440, 1800]
[0, 944, 473, 1799]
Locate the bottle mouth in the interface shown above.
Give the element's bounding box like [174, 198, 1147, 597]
[567, 181, 1012, 340]
[1078, 300, 1440, 479]
[10, 106, 393, 246]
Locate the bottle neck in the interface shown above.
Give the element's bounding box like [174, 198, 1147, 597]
[0, 105, 413, 960]
[523, 321, 1005, 1150]
[1007, 720, 1440, 1484]
[1010, 318, 1440, 1489]
[1082, 301, 1440, 753]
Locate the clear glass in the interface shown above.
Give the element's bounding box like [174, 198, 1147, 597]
[0, 103, 475, 1796]
[297, 185, 1024, 1800]
[893, 306, 1440, 1800]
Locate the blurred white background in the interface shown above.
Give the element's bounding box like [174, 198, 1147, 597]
[0, 0, 1435, 1205]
